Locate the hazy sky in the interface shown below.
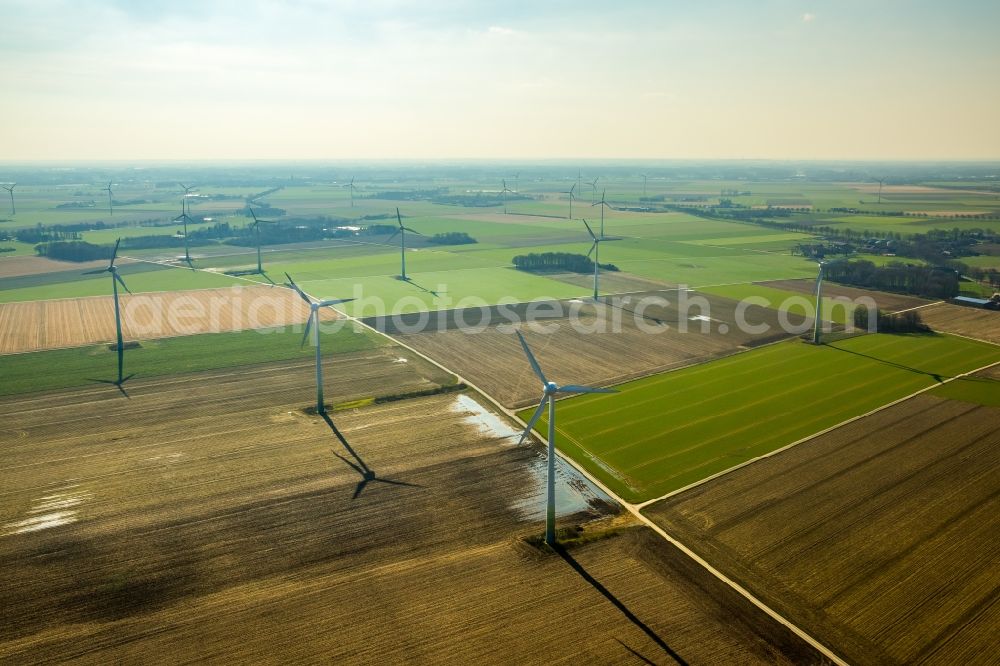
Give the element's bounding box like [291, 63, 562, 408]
[2, 0, 998, 161]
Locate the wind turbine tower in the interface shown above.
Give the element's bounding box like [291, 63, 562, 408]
[285, 273, 355, 414]
[582, 219, 621, 300]
[173, 199, 195, 266]
[515, 331, 617, 546]
[592, 188, 613, 237]
[813, 261, 826, 344]
[564, 183, 577, 219]
[388, 208, 422, 280]
[104, 182, 114, 216]
[501, 179, 513, 214]
[83, 239, 132, 387]
[247, 205, 274, 274]
[2, 183, 14, 215]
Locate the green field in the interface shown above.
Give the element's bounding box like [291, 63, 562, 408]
[0, 322, 383, 396]
[521, 333, 1000, 503]
[3, 174, 996, 314]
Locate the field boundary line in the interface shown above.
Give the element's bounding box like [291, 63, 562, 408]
[633, 355, 1000, 510]
[321, 288, 851, 666]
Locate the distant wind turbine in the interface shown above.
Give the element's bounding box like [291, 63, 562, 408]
[501, 179, 513, 214]
[641, 174, 648, 198]
[591, 188, 614, 237]
[576, 171, 582, 201]
[513, 172, 520, 193]
[2, 183, 14, 215]
[345, 177, 358, 208]
[179, 182, 196, 196]
[104, 181, 114, 216]
[589, 176, 600, 204]
[813, 261, 825, 344]
[247, 205, 274, 274]
[515, 331, 617, 546]
[563, 183, 577, 219]
[173, 199, 195, 266]
[876, 177, 885, 204]
[582, 219, 621, 300]
[388, 208, 422, 281]
[82, 239, 132, 388]
[285, 273, 355, 415]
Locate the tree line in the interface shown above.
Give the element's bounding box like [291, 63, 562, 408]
[825, 260, 960, 299]
[512, 252, 618, 274]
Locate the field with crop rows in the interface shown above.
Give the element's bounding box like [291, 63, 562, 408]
[645, 385, 1000, 665]
[524, 333, 1000, 502]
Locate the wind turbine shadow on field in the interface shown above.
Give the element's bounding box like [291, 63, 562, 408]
[404, 277, 444, 298]
[826, 341, 949, 382]
[320, 413, 423, 499]
[88, 375, 134, 398]
[554, 544, 688, 666]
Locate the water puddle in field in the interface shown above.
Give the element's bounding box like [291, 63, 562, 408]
[450, 395, 615, 520]
[3, 484, 90, 536]
[451, 393, 519, 441]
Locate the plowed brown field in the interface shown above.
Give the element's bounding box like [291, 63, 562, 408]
[919, 302, 1000, 344]
[0, 359, 821, 664]
[757, 279, 932, 312]
[0, 256, 135, 278]
[0, 285, 338, 354]
[646, 393, 1000, 665]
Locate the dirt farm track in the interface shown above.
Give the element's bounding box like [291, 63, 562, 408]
[0, 285, 338, 354]
[646, 390, 1000, 666]
[0, 357, 822, 664]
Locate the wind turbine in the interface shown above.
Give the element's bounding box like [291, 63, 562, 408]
[104, 181, 114, 216]
[876, 177, 885, 204]
[285, 273, 355, 415]
[515, 331, 617, 546]
[388, 208, 422, 281]
[589, 176, 600, 204]
[813, 261, 825, 344]
[513, 172, 520, 193]
[576, 171, 582, 201]
[179, 182, 196, 197]
[582, 219, 622, 300]
[563, 183, 577, 219]
[641, 174, 648, 198]
[501, 179, 513, 214]
[345, 177, 358, 208]
[173, 199, 194, 266]
[83, 239, 132, 388]
[591, 188, 613, 237]
[2, 183, 14, 215]
[247, 205, 274, 274]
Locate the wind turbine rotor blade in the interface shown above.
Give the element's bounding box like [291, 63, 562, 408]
[402, 226, 422, 235]
[317, 297, 355, 307]
[515, 330, 548, 385]
[582, 219, 597, 241]
[114, 271, 132, 295]
[248, 207, 258, 223]
[300, 314, 313, 348]
[109, 238, 121, 267]
[396, 207, 403, 228]
[556, 385, 618, 395]
[82, 268, 107, 275]
[285, 272, 313, 305]
[518, 397, 548, 445]
[387, 229, 400, 243]
[587, 241, 597, 258]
